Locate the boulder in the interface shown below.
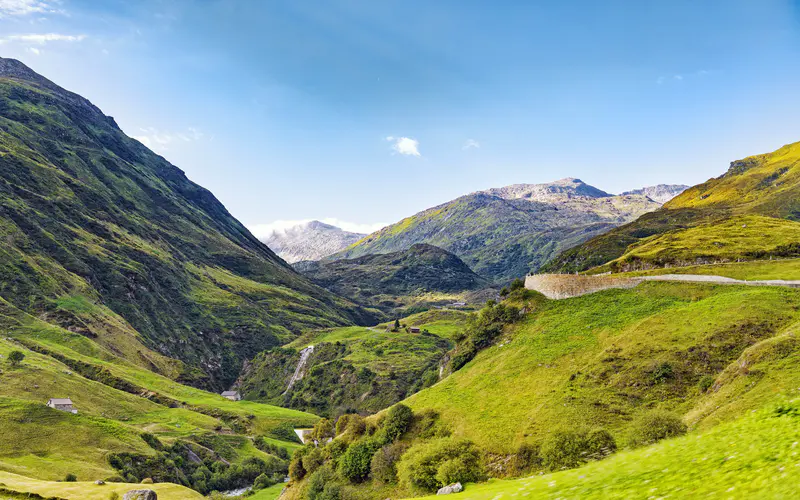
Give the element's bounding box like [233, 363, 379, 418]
[123, 490, 157, 500]
[94, 480, 105, 485]
[436, 482, 463, 495]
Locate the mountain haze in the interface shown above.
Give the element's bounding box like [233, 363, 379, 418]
[621, 184, 689, 204]
[263, 220, 366, 263]
[0, 57, 373, 388]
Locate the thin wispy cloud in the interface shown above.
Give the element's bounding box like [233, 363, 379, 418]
[0, 0, 64, 17]
[249, 218, 387, 239]
[0, 33, 86, 44]
[463, 139, 480, 150]
[386, 136, 421, 157]
[133, 127, 204, 152]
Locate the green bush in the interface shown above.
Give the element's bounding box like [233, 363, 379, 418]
[253, 472, 275, 490]
[513, 442, 541, 473]
[384, 404, 414, 442]
[628, 410, 687, 447]
[64, 473, 77, 482]
[7, 350, 24, 367]
[289, 448, 308, 481]
[541, 428, 617, 471]
[397, 438, 484, 492]
[108, 493, 120, 500]
[302, 447, 325, 476]
[305, 466, 341, 500]
[339, 439, 379, 483]
[698, 375, 715, 393]
[370, 442, 407, 484]
[336, 414, 366, 438]
[312, 418, 335, 443]
[652, 362, 675, 384]
[141, 478, 154, 484]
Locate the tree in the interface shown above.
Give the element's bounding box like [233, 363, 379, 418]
[7, 350, 24, 367]
[393, 319, 401, 332]
[384, 404, 414, 442]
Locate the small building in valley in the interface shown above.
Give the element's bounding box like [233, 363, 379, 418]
[221, 391, 241, 401]
[47, 398, 77, 414]
[409, 327, 421, 334]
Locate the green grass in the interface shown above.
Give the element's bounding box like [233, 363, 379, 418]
[616, 257, 800, 281]
[411, 397, 800, 499]
[604, 215, 800, 270]
[0, 471, 203, 500]
[378, 309, 471, 340]
[248, 483, 287, 500]
[405, 281, 800, 452]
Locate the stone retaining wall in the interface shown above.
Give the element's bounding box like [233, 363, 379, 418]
[525, 274, 642, 299]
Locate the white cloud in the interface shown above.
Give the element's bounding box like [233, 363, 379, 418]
[463, 139, 480, 150]
[0, 33, 86, 44]
[25, 46, 40, 55]
[657, 70, 710, 85]
[249, 218, 388, 239]
[0, 0, 64, 17]
[386, 136, 421, 157]
[132, 127, 204, 152]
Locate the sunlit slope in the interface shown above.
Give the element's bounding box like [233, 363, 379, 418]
[0, 471, 203, 500]
[404, 282, 800, 452]
[412, 397, 800, 499]
[545, 141, 800, 273]
[0, 300, 316, 481]
[0, 57, 373, 388]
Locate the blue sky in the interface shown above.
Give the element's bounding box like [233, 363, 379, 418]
[2, 0, 800, 235]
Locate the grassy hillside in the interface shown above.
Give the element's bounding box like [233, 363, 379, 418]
[404, 281, 800, 452]
[238, 312, 467, 417]
[618, 257, 800, 281]
[545, 141, 800, 273]
[411, 397, 800, 499]
[333, 180, 660, 282]
[297, 244, 489, 314]
[0, 57, 374, 389]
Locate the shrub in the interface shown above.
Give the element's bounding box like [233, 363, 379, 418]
[540, 428, 617, 471]
[325, 439, 348, 465]
[513, 442, 541, 473]
[652, 362, 675, 383]
[7, 350, 24, 367]
[289, 450, 307, 481]
[312, 418, 335, 443]
[302, 447, 325, 475]
[339, 439, 379, 483]
[698, 374, 715, 393]
[370, 442, 407, 484]
[585, 429, 617, 461]
[253, 472, 275, 490]
[628, 410, 687, 447]
[306, 466, 342, 500]
[141, 478, 154, 484]
[384, 404, 414, 442]
[64, 473, 77, 482]
[336, 414, 366, 437]
[397, 438, 484, 492]
[108, 493, 120, 500]
[540, 429, 588, 471]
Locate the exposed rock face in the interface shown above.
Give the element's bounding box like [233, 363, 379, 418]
[123, 490, 157, 500]
[437, 482, 463, 495]
[334, 179, 662, 282]
[263, 221, 366, 263]
[621, 184, 690, 204]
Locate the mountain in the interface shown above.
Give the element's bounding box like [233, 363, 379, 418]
[544, 141, 800, 273]
[0, 57, 374, 389]
[332, 178, 662, 282]
[296, 243, 489, 312]
[262, 220, 366, 263]
[621, 184, 689, 203]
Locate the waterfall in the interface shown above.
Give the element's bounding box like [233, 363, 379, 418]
[283, 345, 314, 395]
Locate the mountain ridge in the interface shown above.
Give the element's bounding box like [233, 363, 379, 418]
[263, 220, 366, 263]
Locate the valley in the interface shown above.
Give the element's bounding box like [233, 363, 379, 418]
[1, 55, 799, 500]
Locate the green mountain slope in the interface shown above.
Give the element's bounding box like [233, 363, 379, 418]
[332, 179, 661, 282]
[296, 243, 489, 313]
[0, 57, 374, 388]
[403, 282, 800, 452]
[545, 141, 800, 273]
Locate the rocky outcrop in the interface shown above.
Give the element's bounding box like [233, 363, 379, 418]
[123, 490, 157, 500]
[437, 482, 463, 495]
[525, 274, 641, 299]
[621, 184, 689, 204]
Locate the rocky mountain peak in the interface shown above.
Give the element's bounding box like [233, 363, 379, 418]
[263, 221, 366, 263]
[621, 184, 689, 204]
[480, 177, 612, 202]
